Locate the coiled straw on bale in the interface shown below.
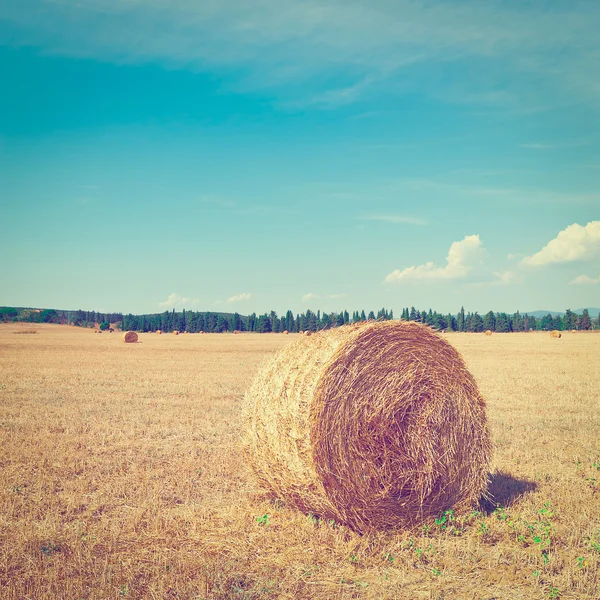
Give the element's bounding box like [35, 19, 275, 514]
[550, 330, 562, 338]
[244, 320, 491, 532]
[122, 331, 138, 343]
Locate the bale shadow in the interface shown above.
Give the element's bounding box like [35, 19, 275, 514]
[480, 469, 537, 514]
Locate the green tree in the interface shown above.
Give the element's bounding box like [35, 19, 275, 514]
[483, 311, 496, 331]
[495, 313, 509, 333]
[579, 309, 592, 330]
[540, 314, 553, 331]
[564, 309, 577, 330]
[470, 312, 484, 332]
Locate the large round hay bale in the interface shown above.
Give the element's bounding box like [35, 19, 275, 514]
[173, 330, 179, 336]
[122, 331, 138, 343]
[304, 330, 312, 337]
[484, 330, 492, 336]
[550, 330, 562, 338]
[244, 321, 491, 532]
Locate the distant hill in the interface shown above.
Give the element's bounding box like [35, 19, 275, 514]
[526, 308, 600, 319]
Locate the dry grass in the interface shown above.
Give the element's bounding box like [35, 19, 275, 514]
[1, 324, 599, 599]
[244, 321, 491, 532]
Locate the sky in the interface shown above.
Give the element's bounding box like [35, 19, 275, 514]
[1, 0, 599, 316]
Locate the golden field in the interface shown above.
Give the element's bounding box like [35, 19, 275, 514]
[1, 323, 599, 600]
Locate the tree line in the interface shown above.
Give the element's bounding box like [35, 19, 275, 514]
[2, 305, 598, 333]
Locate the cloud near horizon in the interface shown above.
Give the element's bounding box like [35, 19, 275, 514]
[521, 221, 600, 267]
[226, 292, 251, 303]
[158, 293, 197, 308]
[569, 274, 600, 285]
[385, 234, 485, 283]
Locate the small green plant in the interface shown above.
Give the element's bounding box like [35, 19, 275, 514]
[307, 512, 319, 526]
[547, 586, 560, 599]
[576, 556, 586, 568]
[383, 552, 394, 564]
[349, 553, 358, 563]
[431, 567, 441, 576]
[255, 514, 270, 526]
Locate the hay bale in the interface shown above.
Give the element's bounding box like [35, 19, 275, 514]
[173, 330, 179, 336]
[244, 321, 491, 532]
[122, 331, 138, 343]
[484, 330, 492, 336]
[283, 330, 289, 335]
[234, 330, 240, 335]
[304, 330, 312, 337]
[550, 330, 562, 338]
[156, 330, 162, 335]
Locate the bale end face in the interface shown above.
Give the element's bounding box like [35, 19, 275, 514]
[122, 331, 138, 343]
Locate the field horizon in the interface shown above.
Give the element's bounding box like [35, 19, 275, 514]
[1, 322, 599, 599]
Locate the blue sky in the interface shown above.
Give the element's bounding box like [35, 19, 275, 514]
[1, 0, 599, 315]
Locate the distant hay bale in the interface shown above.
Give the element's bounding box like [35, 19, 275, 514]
[304, 331, 312, 337]
[173, 330, 179, 336]
[283, 330, 289, 335]
[156, 330, 162, 335]
[570, 330, 576, 334]
[550, 330, 562, 338]
[234, 330, 240, 334]
[484, 330, 492, 336]
[299, 330, 304, 335]
[244, 320, 491, 532]
[122, 331, 138, 343]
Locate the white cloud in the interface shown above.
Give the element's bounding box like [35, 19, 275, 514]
[158, 293, 197, 308]
[226, 292, 251, 303]
[385, 234, 485, 283]
[360, 214, 427, 225]
[2, 0, 599, 110]
[569, 274, 600, 285]
[492, 270, 521, 285]
[521, 221, 600, 267]
[302, 293, 319, 302]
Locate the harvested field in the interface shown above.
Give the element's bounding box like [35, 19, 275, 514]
[1, 324, 599, 599]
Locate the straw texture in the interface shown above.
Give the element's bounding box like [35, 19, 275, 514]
[122, 331, 138, 343]
[244, 320, 491, 532]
